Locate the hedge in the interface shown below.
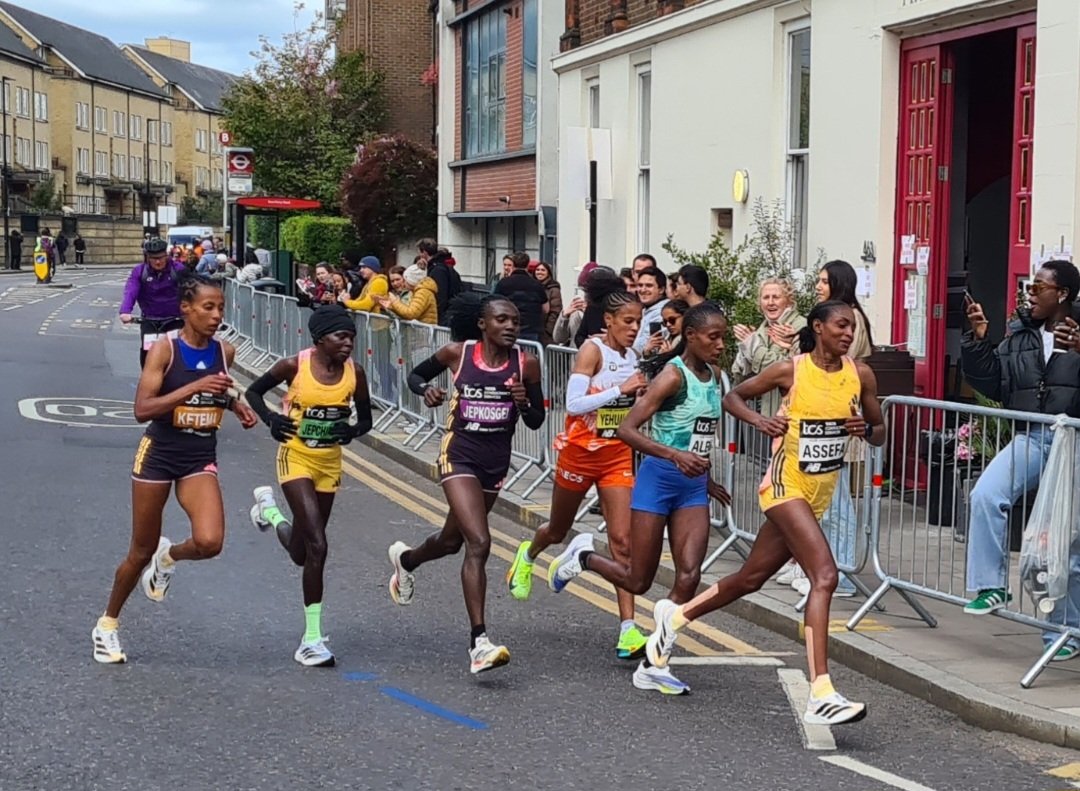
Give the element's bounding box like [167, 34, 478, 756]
[280, 215, 359, 264]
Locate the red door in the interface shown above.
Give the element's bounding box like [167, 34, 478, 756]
[893, 44, 954, 399]
[1007, 25, 1036, 312]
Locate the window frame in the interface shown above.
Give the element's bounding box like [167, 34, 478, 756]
[33, 91, 47, 122]
[636, 67, 652, 254]
[521, 0, 538, 148]
[113, 110, 126, 138]
[785, 21, 811, 270]
[462, 6, 508, 158]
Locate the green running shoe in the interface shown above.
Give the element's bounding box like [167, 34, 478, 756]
[507, 541, 534, 601]
[617, 625, 647, 660]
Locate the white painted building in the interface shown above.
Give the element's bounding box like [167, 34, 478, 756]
[553, 0, 1078, 400]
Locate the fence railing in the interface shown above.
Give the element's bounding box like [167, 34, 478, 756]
[220, 280, 1080, 689]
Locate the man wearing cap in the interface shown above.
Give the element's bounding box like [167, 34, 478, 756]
[343, 255, 389, 313]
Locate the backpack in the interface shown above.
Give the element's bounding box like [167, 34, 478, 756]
[140, 262, 180, 285]
[440, 262, 463, 301]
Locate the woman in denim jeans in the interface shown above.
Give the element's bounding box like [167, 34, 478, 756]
[961, 260, 1080, 661]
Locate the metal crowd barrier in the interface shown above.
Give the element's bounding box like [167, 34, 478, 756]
[397, 319, 440, 448]
[848, 395, 1080, 688]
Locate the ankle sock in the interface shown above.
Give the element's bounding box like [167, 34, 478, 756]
[158, 548, 176, 568]
[579, 550, 594, 570]
[470, 624, 486, 649]
[303, 603, 323, 643]
[401, 550, 417, 573]
[620, 620, 635, 635]
[98, 615, 119, 632]
[810, 673, 835, 699]
[671, 607, 688, 631]
[263, 506, 290, 529]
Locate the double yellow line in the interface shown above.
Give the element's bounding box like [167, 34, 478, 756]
[341, 447, 768, 657]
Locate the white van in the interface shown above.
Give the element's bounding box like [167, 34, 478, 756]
[166, 226, 214, 248]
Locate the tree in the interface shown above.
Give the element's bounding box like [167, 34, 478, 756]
[221, 9, 387, 212]
[29, 175, 62, 212]
[180, 193, 223, 225]
[340, 134, 436, 255]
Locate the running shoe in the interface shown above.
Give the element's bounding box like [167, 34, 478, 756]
[91, 623, 126, 664]
[804, 690, 867, 725]
[140, 537, 175, 602]
[616, 626, 647, 660]
[963, 588, 1011, 615]
[294, 637, 335, 668]
[792, 577, 811, 597]
[631, 661, 690, 695]
[388, 541, 415, 605]
[547, 532, 594, 593]
[469, 635, 510, 674]
[506, 540, 534, 601]
[776, 560, 802, 586]
[646, 598, 680, 668]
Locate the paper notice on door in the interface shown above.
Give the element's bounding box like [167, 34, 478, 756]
[916, 246, 930, 275]
[856, 267, 874, 299]
[904, 281, 917, 310]
[900, 235, 916, 265]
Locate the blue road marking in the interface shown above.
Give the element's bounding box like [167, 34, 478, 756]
[342, 671, 380, 682]
[379, 686, 488, 730]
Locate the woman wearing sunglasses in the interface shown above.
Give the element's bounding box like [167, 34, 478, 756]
[962, 261, 1080, 662]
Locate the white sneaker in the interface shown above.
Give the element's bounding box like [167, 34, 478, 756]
[140, 537, 175, 602]
[547, 532, 594, 593]
[646, 598, 679, 668]
[388, 541, 415, 605]
[775, 559, 798, 585]
[91, 623, 126, 664]
[632, 661, 690, 695]
[779, 562, 806, 587]
[805, 690, 867, 725]
[469, 635, 510, 674]
[294, 637, 335, 667]
[792, 577, 811, 597]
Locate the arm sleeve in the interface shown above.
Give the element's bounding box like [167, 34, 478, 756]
[408, 354, 449, 395]
[565, 373, 621, 416]
[553, 311, 573, 345]
[352, 389, 373, 437]
[960, 334, 1003, 402]
[244, 372, 281, 425]
[119, 267, 141, 314]
[520, 378, 545, 430]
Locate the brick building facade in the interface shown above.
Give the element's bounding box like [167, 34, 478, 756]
[562, 0, 701, 49]
[333, 0, 436, 144]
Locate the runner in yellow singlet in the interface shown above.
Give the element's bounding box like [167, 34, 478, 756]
[245, 305, 373, 668]
[642, 300, 886, 725]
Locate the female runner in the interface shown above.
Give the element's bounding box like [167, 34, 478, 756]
[506, 285, 649, 659]
[546, 302, 730, 695]
[92, 274, 258, 664]
[389, 295, 545, 674]
[245, 304, 373, 667]
[644, 300, 885, 725]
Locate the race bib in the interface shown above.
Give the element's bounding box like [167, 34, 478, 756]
[297, 405, 350, 448]
[458, 384, 514, 432]
[797, 419, 848, 474]
[688, 416, 719, 457]
[596, 394, 635, 439]
[173, 393, 225, 433]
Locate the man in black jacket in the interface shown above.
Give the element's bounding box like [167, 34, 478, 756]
[494, 251, 548, 343]
[417, 238, 460, 325]
[960, 260, 1080, 660]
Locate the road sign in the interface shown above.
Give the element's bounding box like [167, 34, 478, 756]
[226, 147, 254, 195]
[218, 130, 232, 146]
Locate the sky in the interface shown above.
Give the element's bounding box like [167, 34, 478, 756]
[13, 0, 321, 76]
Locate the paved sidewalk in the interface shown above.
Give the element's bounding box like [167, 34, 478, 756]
[228, 355, 1080, 749]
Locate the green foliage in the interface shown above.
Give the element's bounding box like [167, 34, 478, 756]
[663, 198, 820, 331]
[340, 134, 437, 251]
[247, 215, 279, 250]
[221, 11, 387, 212]
[180, 193, 223, 224]
[281, 215, 358, 264]
[29, 176, 61, 212]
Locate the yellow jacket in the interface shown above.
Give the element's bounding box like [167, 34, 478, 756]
[386, 277, 438, 324]
[344, 273, 388, 313]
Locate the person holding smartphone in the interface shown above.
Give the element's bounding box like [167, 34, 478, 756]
[633, 266, 670, 354]
[961, 261, 1080, 661]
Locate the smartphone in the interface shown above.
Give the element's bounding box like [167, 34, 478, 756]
[649, 321, 662, 336]
[963, 288, 975, 308]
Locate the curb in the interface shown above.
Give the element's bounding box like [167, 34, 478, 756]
[230, 356, 1080, 749]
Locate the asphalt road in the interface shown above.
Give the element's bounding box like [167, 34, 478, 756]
[0, 270, 1076, 791]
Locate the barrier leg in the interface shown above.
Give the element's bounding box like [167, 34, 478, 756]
[846, 581, 892, 630]
[574, 492, 599, 522]
[1020, 631, 1071, 689]
[700, 532, 745, 574]
[410, 424, 441, 450]
[503, 460, 538, 491]
[895, 588, 938, 628]
[520, 465, 552, 500]
[793, 575, 888, 614]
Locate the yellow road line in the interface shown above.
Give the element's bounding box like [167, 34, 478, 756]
[1045, 763, 1080, 781]
[341, 457, 764, 656]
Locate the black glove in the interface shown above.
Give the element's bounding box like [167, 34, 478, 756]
[329, 421, 356, 445]
[267, 414, 297, 443]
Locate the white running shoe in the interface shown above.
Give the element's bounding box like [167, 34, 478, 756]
[792, 577, 811, 597]
[388, 541, 415, 605]
[778, 562, 805, 587]
[294, 637, 335, 668]
[632, 661, 690, 695]
[547, 532, 594, 593]
[646, 598, 680, 668]
[469, 635, 510, 674]
[140, 537, 175, 602]
[91, 624, 126, 664]
[804, 691, 867, 725]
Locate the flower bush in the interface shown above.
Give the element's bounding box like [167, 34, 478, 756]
[955, 394, 1013, 464]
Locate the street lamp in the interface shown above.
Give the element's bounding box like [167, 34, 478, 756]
[2, 76, 11, 270]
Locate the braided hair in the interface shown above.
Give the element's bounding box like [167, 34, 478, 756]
[178, 272, 221, 303]
[639, 302, 726, 378]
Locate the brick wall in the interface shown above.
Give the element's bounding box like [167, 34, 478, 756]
[576, 0, 708, 47]
[339, 0, 436, 144]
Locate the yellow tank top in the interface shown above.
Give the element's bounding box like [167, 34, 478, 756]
[282, 348, 356, 453]
[775, 354, 862, 476]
